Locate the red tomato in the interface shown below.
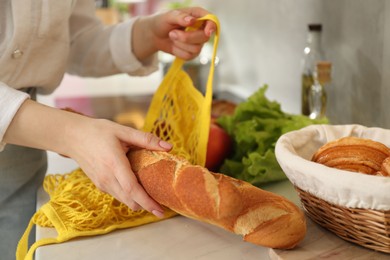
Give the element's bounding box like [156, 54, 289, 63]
[205, 123, 232, 172]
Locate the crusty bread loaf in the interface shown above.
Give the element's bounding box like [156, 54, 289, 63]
[127, 149, 306, 249]
[211, 99, 237, 118]
[312, 136, 390, 176]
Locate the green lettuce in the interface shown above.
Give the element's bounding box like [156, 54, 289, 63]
[217, 85, 327, 186]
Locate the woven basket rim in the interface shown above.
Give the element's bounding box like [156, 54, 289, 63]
[295, 186, 390, 254]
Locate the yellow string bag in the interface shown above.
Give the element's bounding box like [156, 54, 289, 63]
[16, 169, 177, 260]
[143, 13, 220, 166]
[16, 14, 220, 260]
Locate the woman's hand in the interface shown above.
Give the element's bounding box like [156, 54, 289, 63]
[4, 100, 172, 218]
[132, 7, 217, 61]
[68, 117, 172, 218]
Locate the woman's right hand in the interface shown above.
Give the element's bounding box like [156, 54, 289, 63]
[4, 99, 172, 217]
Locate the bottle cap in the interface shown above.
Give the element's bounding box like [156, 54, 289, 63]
[308, 24, 322, 31]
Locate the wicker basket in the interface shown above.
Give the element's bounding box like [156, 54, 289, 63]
[295, 186, 390, 254]
[276, 124, 390, 254]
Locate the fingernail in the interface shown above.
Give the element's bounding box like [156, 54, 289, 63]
[152, 210, 165, 218]
[208, 29, 215, 37]
[169, 31, 178, 40]
[184, 16, 193, 23]
[159, 140, 173, 150]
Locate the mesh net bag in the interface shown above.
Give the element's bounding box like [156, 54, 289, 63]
[16, 169, 177, 260]
[16, 14, 220, 260]
[143, 14, 220, 166]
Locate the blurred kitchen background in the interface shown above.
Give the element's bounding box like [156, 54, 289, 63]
[41, 0, 390, 129]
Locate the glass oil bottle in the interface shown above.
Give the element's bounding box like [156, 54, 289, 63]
[308, 62, 332, 119]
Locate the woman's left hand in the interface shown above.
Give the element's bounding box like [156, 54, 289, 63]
[132, 7, 217, 61]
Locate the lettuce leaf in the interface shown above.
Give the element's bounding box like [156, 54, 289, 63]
[217, 85, 327, 186]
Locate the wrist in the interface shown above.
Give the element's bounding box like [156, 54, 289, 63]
[132, 16, 158, 61]
[3, 100, 89, 157]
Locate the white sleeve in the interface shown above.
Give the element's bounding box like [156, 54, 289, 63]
[67, 0, 158, 77]
[0, 83, 30, 151]
[110, 18, 158, 76]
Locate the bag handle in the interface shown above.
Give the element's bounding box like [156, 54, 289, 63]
[16, 204, 62, 260]
[169, 14, 220, 101]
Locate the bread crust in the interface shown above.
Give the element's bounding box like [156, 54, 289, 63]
[127, 149, 306, 249]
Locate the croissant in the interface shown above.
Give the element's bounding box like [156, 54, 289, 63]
[312, 136, 390, 176]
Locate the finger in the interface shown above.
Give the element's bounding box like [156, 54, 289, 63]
[169, 29, 210, 45]
[114, 190, 143, 212]
[125, 180, 165, 217]
[172, 39, 203, 54]
[118, 126, 172, 151]
[171, 45, 195, 60]
[204, 20, 217, 37]
[125, 200, 142, 212]
[176, 7, 217, 36]
[178, 7, 211, 19]
[171, 41, 203, 60]
[164, 7, 213, 29]
[88, 167, 142, 210]
[165, 9, 196, 28]
[114, 155, 165, 217]
[109, 178, 143, 212]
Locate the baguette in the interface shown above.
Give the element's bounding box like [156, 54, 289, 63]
[127, 149, 306, 249]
